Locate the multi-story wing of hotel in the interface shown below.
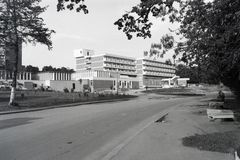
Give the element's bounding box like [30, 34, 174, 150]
[73, 49, 186, 90]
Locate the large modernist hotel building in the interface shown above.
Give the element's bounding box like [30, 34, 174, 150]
[0, 47, 186, 92]
[74, 49, 176, 89]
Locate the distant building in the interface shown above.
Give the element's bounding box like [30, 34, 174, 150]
[74, 48, 177, 88]
[74, 49, 137, 76]
[136, 58, 176, 88]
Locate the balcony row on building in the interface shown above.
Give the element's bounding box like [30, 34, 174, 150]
[142, 66, 175, 73]
[142, 71, 175, 77]
[104, 56, 135, 65]
[104, 62, 136, 70]
[141, 59, 175, 69]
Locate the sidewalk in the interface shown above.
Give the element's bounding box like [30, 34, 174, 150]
[110, 101, 237, 160]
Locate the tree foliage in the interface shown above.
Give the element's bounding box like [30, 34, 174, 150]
[25, 65, 40, 74]
[42, 65, 74, 73]
[176, 64, 219, 84]
[57, 0, 88, 13]
[0, 0, 55, 49]
[144, 33, 174, 58]
[165, 59, 172, 65]
[114, 0, 181, 40]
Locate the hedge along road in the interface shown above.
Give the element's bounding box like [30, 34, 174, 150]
[0, 93, 209, 160]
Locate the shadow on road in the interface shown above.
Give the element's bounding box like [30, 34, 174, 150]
[0, 117, 41, 130]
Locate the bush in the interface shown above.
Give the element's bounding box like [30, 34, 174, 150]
[63, 88, 69, 93]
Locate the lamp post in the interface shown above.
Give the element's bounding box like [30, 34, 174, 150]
[116, 72, 119, 95]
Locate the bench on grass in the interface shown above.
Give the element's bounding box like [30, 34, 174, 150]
[207, 109, 235, 122]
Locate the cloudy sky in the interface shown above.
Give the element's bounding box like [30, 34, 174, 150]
[22, 0, 179, 70]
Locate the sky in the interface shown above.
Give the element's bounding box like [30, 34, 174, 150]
[22, 0, 179, 71]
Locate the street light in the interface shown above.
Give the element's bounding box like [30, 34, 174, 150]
[116, 71, 119, 95]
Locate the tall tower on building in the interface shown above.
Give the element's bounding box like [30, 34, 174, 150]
[0, 42, 22, 71]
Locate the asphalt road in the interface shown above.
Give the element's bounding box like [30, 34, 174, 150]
[0, 94, 205, 160]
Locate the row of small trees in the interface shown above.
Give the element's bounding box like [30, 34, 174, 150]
[24, 65, 74, 74]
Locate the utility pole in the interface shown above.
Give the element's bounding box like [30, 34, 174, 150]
[116, 72, 118, 94]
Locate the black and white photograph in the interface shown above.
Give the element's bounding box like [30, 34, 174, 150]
[0, 0, 240, 159]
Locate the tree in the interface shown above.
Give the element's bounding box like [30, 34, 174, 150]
[114, 0, 181, 40]
[165, 59, 172, 65]
[42, 65, 54, 72]
[42, 65, 75, 73]
[0, 0, 55, 105]
[144, 34, 175, 58]
[173, 0, 240, 95]
[25, 65, 39, 74]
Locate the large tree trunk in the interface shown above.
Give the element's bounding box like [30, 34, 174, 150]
[9, 42, 19, 106]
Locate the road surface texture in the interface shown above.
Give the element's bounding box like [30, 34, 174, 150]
[0, 93, 208, 160]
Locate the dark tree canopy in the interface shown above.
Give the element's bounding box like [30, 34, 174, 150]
[165, 59, 172, 65]
[114, 0, 181, 40]
[0, 0, 55, 49]
[25, 65, 40, 74]
[42, 65, 74, 73]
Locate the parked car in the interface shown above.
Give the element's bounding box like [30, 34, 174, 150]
[16, 85, 28, 90]
[0, 85, 11, 91]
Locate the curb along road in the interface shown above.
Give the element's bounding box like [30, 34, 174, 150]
[0, 98, 134, 115]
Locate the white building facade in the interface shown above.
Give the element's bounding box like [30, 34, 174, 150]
[74, 49, 178, 88]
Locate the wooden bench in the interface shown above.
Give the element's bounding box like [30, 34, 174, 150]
[207, 109, 235, 122]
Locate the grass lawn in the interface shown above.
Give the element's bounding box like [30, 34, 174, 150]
[182, 95, 240, 154]
[182, 130, 240, 154]
[0, 90, 137, 111]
